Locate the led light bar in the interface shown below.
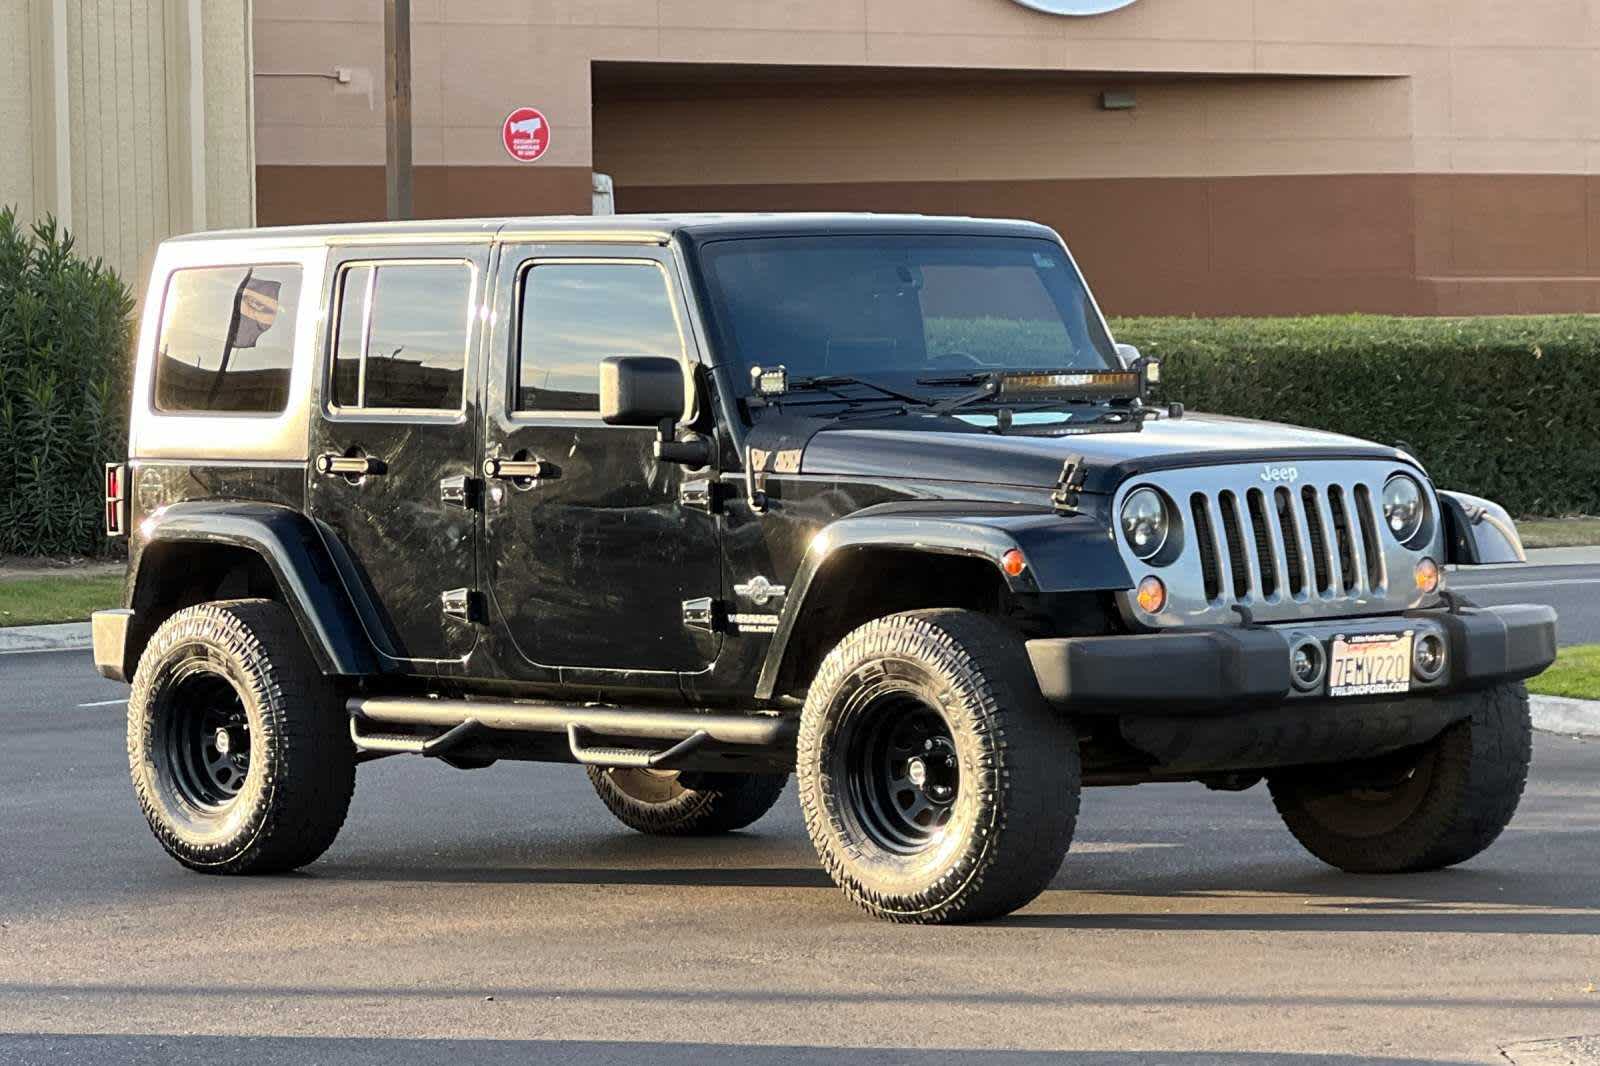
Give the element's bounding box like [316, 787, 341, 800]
[995, 370, 1143, 399]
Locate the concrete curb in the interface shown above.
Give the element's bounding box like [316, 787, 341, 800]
[1523, 545, 1600, 567]
[0, 621, 92, 655]
[1530, 694, 1600, 739]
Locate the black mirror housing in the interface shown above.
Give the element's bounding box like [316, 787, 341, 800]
[600, 356, 685, 426]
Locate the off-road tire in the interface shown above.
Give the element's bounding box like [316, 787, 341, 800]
[797, 609, 1079, 924]
[1268, 681, 1532, 873]
[586, 767, 788, 835]
[128, 599, 355, 874]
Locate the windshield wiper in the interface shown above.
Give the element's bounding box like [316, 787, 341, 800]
[784, 374, 932, 407]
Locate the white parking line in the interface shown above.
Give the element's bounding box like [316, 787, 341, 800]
[77, 698, 128, 708]
[1453, 578, 1600, 592]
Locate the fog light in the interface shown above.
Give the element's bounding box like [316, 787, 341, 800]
[1136, 575, 1167, 614]
[1414, 632, 1447, 681]
[1290, 637, 1327, 693]
[1414, 557, 1441, 595]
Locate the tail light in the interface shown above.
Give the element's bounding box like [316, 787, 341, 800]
[105, 463, 127, 537]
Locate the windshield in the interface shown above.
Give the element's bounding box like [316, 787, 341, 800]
[695, 235, 1119, 394]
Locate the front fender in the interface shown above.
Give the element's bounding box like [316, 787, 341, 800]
[1439, 490, 1527, 565]
[134, 501, 378, 675]
[753, 507, 1131, 699]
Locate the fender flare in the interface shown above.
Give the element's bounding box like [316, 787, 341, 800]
[754, 508, 1132, 700]
[132, 501, 379, 675]
[1438, 490, 1527, 565]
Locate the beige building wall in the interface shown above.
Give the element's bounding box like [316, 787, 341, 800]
[1, 0, 256, 293]
[252, 0, 1600, 315]
[1, 1, 37, 223]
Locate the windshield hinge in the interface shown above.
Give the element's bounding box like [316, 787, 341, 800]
[1051, 454, 1088, 515]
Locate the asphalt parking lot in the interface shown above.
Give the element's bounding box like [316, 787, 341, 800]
[1, 646, 1596, 1066]
[1451, 560, 1600, 645]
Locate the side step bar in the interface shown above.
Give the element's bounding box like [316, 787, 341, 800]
[566, 724, 709, 769]
[347, 695, 794, 770]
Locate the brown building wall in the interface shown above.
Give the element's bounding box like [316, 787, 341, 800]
[256, 165, 593, 226]
[252, 0, 1600, 317]
[257, 167, 1600, 316]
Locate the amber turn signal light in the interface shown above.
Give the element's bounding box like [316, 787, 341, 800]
[1414, 557, 1441, 595]
[1136, 575, 1168, 614]
[1000, 549, 1027, 577]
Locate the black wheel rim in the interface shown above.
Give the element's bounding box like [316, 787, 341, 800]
[839, 691, 960, 855]
[159, 666, 252, 812]
[1300, 745, 1438, 838]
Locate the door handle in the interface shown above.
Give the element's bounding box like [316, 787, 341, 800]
[316, 453, 387, 477]
[483, 457, 558, 481]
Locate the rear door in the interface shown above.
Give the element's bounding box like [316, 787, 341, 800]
[307, 244, 488, 668]
[481, 243, 721, 678]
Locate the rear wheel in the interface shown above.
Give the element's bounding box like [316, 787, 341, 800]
[1268, 682, 1532, 873]
[586, 766, 788, 836]
[798, 609, 1079, 924]
[128, 599, 355, 874]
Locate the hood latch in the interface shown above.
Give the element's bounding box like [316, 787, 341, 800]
[1051, 453, 1087, 515]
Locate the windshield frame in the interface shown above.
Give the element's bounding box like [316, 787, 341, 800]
[684, 231, 1121, 413]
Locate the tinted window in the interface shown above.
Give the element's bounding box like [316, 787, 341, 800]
[696, 236, 1116, 388]
[517, 263, 681, 412]
[331, 262, 473, 411]
[154, 265, 302, 413]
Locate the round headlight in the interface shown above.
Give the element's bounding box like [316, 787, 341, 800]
[1121, 487, 1170, 561]
[1382, 474, 1426, 544]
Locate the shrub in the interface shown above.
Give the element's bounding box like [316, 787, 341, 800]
[1110, 314, 1600, 517]
[0, 207, 134, 556]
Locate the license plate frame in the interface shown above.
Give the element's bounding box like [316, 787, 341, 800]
[1327, 631, 1414, 698]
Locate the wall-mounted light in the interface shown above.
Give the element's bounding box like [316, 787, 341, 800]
[1100, 89, 1136, 111]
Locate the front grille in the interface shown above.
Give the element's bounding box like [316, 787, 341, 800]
[1190, 479, 1388, 607]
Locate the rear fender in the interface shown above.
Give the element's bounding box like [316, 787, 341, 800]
[131, 501, 379, 675]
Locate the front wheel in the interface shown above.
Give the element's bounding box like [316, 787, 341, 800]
[798, 609, 1079, 924]
[1268, 682, 1533, 873]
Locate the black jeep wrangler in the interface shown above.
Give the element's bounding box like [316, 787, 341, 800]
[94, 213, 1556, 923]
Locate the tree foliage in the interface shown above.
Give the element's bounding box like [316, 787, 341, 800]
[0, 206, 134, 556]
[1114, 314, 1600, 517]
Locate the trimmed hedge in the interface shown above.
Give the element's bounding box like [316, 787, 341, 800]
[1110, 315, 1600, 518]
[0, 207, 134, 556]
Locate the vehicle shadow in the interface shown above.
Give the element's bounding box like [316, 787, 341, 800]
[0, 1032, 1492, 1065]
[308, 852, 1600, 936]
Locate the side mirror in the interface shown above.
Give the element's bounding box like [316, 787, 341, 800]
[1115, 342, 1142, 368]
[600, 356, 685, 426]
[599, 355, 711, 468]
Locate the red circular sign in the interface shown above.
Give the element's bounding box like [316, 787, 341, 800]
[501, 107, 551, 163]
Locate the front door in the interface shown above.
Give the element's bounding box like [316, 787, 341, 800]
[308, 244, 488, 667]
[482, 245, 720, 676]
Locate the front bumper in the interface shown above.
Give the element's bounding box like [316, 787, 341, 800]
[1027, 603, 1557, 716]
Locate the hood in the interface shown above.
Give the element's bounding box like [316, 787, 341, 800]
[797, 412, 1416, 494]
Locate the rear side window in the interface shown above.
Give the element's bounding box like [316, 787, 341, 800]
[330, 261, 474, 412]
[153, 265, 302, 414]
[516, 262, 682, 412]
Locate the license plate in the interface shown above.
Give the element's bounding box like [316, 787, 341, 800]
[1327, 631, 1413, 698]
